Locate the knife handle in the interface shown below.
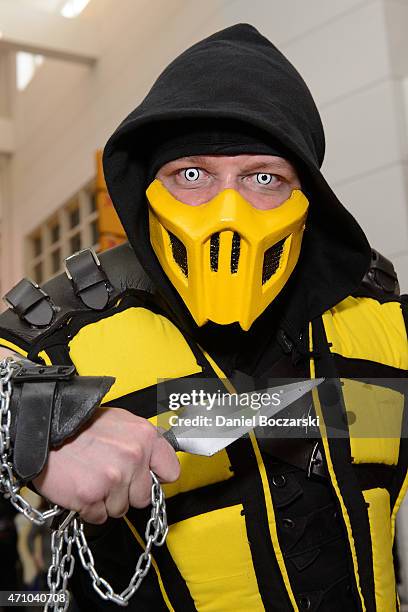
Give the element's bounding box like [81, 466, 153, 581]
[162, 429, 180, 452]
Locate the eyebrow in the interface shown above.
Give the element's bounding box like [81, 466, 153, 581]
[239, 160, 293, 173]
[171, 156, 212, 166]
[170, 156, 294, 174]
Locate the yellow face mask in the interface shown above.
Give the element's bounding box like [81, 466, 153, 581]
[147, 179, 309, 330]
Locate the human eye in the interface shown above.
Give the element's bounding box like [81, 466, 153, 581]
[182, 167, 202, 182]
[255, 172, 281, 186]
[172, 166, 212, 190]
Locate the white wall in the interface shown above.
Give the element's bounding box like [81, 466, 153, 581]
[1, 0, 226, 289]
[222, 0, 408, 290]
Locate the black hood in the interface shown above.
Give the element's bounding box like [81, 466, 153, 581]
[103, 23, 371, 337]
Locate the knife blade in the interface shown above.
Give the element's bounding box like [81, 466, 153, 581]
[162, 378, 324, 456]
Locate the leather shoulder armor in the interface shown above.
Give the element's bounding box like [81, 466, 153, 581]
[355, 248, 400, 299]
[0, 243, 155, 355]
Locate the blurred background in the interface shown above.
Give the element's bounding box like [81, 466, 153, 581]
[0, 0, 407, 607]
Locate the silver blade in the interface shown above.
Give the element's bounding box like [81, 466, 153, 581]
[165, 378, 324, 456]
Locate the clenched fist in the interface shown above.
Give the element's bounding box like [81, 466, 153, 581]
[33, 408, 180, 524]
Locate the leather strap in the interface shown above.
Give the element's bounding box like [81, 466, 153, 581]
[8, 362, 115, 482]
[65, 248, 112, 310]
[4, 279, 55, 327]
[13, 381, 56, 481]
[14, 362, 75, 382]
[362, 248, 399, 296]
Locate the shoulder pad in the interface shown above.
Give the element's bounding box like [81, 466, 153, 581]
[0, 243, 155, 352]
[354, 248, 400, 299]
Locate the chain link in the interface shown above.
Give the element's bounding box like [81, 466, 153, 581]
[0, 358, 169, 610]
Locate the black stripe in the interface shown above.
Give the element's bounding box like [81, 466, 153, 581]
[351, 289, 404, 304]
[0, 328, 30, 353]
[332, 353, 408, 380]
[103, 374, 226, 419]
[66, 291, 167, 337]
[390, 438, 408, 511]
[103, 373, 207, 415]
[69, 517, 169, 611]
[312, 316, 376, 612]
[126, 506, 197, 611]
[165, 476, 240, 524]
[226, 436, 295, 611]
[192, 346, 300, 610]
[352, 463, 396, 491]
[400, 297, 408, 331]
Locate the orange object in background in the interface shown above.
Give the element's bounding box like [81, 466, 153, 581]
[95, 151, 127, 252]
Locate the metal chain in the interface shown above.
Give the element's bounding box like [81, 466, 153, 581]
[46, 471, 168, 609]
[0, 358, 169, 610]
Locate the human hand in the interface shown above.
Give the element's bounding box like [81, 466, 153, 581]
[33, 408, 179, 524]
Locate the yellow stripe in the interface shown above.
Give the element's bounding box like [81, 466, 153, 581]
[362, 488, 396, 611]
[198, 347, 236, 394]
[124, 516, 174, 611]
[201, 346, 298, 610]
[309, 323, 366, 611]
[0, 338, 27, 357]
[38, 350, 52, 365]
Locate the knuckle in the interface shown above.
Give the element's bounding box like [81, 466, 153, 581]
[76, 478, 106, 506]
[104, 466, 123, 487]
[131, 494, 151, 509]
[129, 479, 151, 509]
[134, 419, 155, 439]
[76, 486, 97, 507]
[167, 463, 181, 482]
[126, 442, 145, 464]
[109, 504, 129, 519]
[82, 510, 107, 525]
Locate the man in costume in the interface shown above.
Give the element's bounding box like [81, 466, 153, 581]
[0, 24, 407, 611]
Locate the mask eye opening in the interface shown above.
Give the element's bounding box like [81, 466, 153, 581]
[168, 230, 188, 276]
[262, 237, 287, 284]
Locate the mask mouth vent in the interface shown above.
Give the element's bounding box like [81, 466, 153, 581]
[262, 238, 286, 284]
[168, 231, 188, 276]
[210, 233, 220, 272]
[230, 232, 241, 273]
[210, 231, 241, 273]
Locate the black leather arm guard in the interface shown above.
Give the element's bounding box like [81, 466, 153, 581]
[8, 360, 115, 482]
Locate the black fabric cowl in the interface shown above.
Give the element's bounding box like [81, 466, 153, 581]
[102, 23, 371, 343]
[146, 121, 287, 183]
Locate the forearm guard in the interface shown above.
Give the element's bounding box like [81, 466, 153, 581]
[8, 360, 115, 482]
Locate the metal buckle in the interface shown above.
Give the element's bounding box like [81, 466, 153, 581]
[64, 247, 101, 281]
[3, 278, 56, 327]
[307, 442, 320, 479]
[3, 279, 46, 311]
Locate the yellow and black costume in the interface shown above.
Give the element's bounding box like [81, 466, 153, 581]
[1, 23, 407, 612]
